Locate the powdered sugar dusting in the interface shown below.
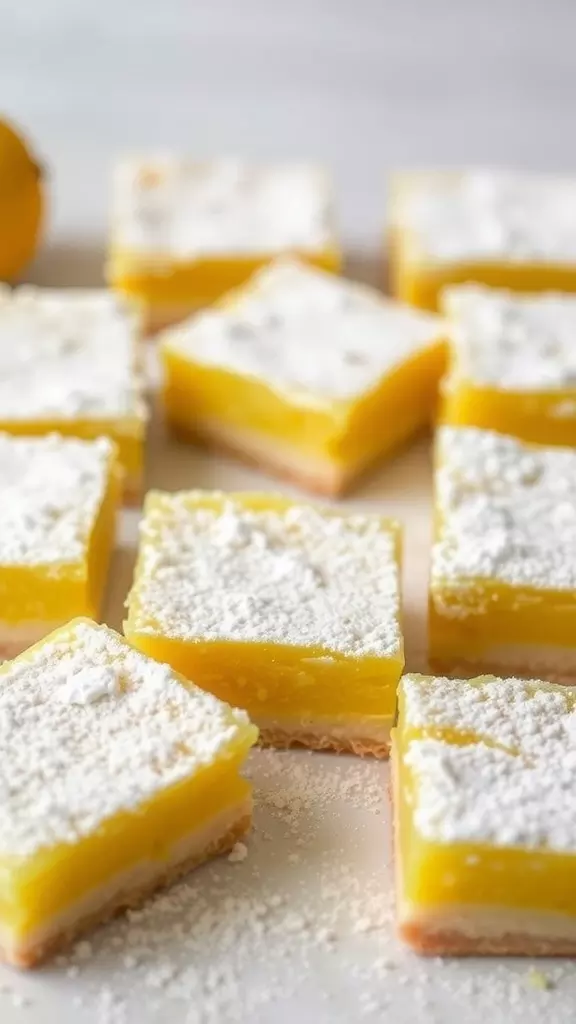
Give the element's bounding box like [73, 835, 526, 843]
[0, 286, 145, 421]
[432, 427, 576, 590]
[397, 169, 576, 264]
[113, 158, 334, 257]
[127, 493, 402, 658]
[161, 259, 443, 403]
[0, 619, 255, 859]
[0, 434, 115, 565]
[18, 747, 576, 1023]
[402, 672, 575, 754]
[444, 285, 576, 390]
[401, 672, 576, 851]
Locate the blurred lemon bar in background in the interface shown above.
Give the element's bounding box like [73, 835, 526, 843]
[0, 434, 121, 658]
[0, 287, 147, 502]
[393, 671, 576, 956]
[0, 618, 257, 967]
[125, 490, 404, 757]
[440, 284, 576, 447]
[429, 426, 576, 681]
[389, 170, 576, 310]
[160, 259, 446, 497]
[107, 157, 341, 331]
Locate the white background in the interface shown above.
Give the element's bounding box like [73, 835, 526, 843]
[2, 0, 576, 277]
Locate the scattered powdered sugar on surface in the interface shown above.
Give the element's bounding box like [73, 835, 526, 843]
[113, 158, 333, 257]
[128, 493, 402, 657]
[162, 259, 443, 403]
[432, 426, 576, 590]
[399, 169, 576, 264]
[0, 286, 146, 421]
[7, 749, 576, 1023]
[0, 434, 114, 566]
[444, 285, 576, 390]
[401, 673, 576, 850]
[0, 619, 254, 859]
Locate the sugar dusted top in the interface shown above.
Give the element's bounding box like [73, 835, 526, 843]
[396, 170, 576, 264]
[161, 259, 443, 403]
[0, 620, 255, 859]
[0, 287, 145, 421]
[444, 285, 576, 391]
[399, 672, 576, 852]
[0, 434, 115, 566]
[433, 427, 576, 591]
[113, 157, 334, 257]
[127, 493, 402, 658]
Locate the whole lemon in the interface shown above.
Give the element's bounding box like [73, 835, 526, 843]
[0, 119, 44, 281]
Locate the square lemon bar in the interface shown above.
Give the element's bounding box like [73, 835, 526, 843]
[107, 157, 341, 331]
[430, 426, 576, 681]
[389, 170, 576, 310]
[441, 284, 576, 446]
[0, 618, 257, 967]
[0, 286, 147, 502]
[160, 259, 446, 496]
[393, 671, 576, 955]
[0, 433, 121, 658]
[124, 491, 404, 756]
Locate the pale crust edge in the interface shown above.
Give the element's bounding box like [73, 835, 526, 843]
[397, 922, 576, 958]
[258, 725, 391, 759]
[167, 420, 356, 498]
[2, 812, 251, 969]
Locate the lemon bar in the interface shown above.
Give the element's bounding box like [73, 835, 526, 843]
[0, 286, 147, 501]
[0, 618, 257, 968]
[393, 671, 576, 955]
[430, 426, 576, 681]
[160, 259, 446, 496]
[124, 491, 404, 756]
[0, 434, 121, 658]
[107, 157, 340, 331]
[389, 170, 576, 310]
[440, 285, 576, 446]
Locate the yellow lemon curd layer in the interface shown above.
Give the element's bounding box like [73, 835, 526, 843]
[0, 447, 122, 628]
[429, 578, 576, 668]
[392, 253, 576, 313]
[394, 675, 576, 918]
[161, 269, 446, 487]
[162, 341, 445, 478]
[1, 759, 251, 940]
[0, 619, 257, 942]
[440, 380, 576, 449]
[0, 469, 120, 626]
[109, 249, 341, 310]
[124, 491, 404, 729]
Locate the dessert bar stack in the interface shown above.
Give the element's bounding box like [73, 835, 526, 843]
[3, 159, 576, 967]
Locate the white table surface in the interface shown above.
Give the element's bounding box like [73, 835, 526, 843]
[2, 1, 576, 1021]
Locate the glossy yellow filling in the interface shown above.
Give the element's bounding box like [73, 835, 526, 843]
[162, 335, 446, 480]
[392, 252, 576, 312]
[109, 249, 341, 310]
[0, 455, 122, 627]
[0, 754, 251, 941]
[125, 491, 404, 726]
[394, 685, 576, 916]
[440, 379, 576, 448]
[429, 577, 576, 669]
